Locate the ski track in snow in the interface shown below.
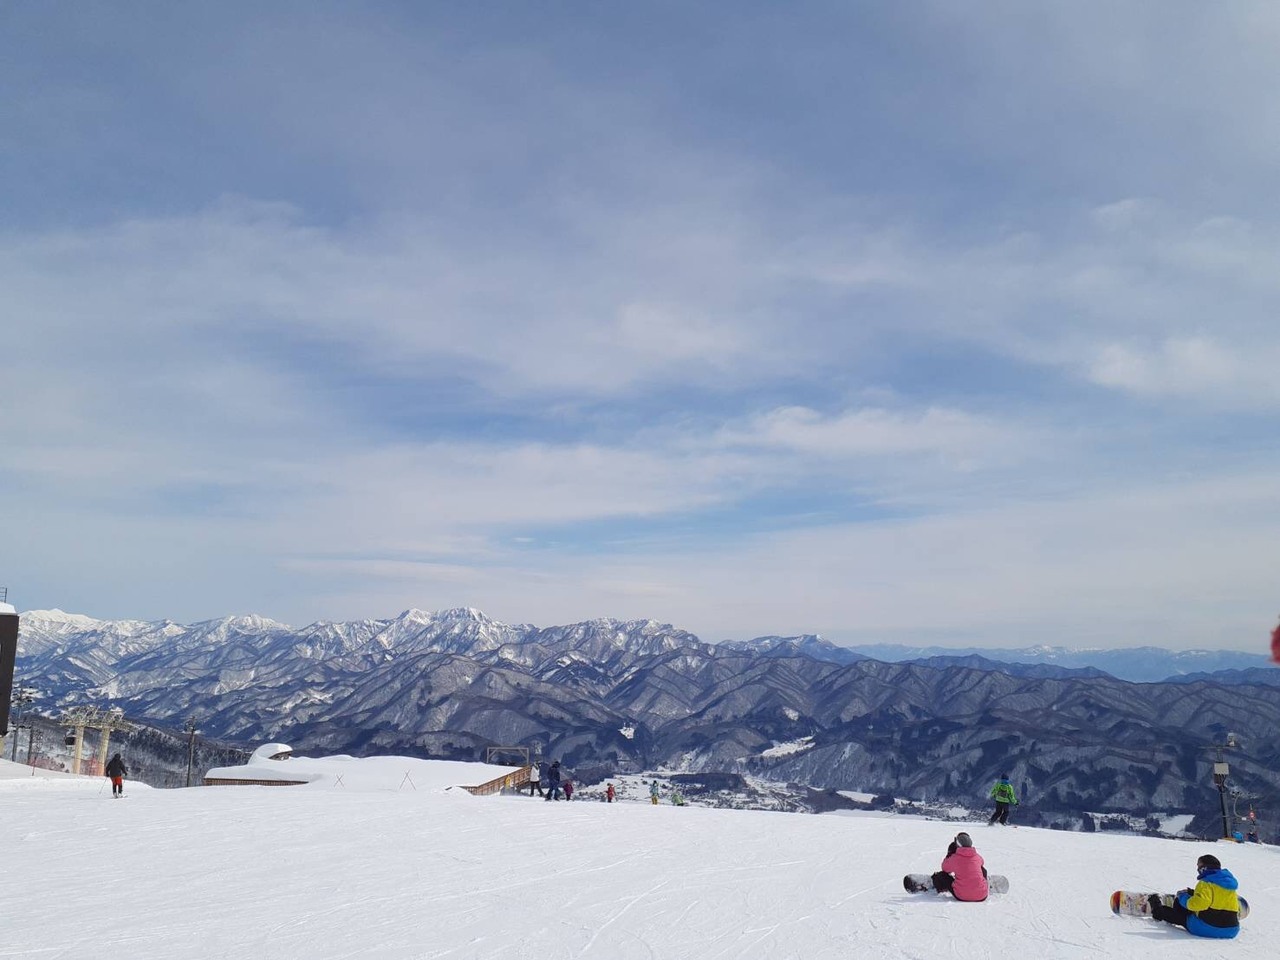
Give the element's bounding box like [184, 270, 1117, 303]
[2, 758, 1277, 959]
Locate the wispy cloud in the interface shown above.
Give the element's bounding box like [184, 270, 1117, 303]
[2, 3, 1278, 651]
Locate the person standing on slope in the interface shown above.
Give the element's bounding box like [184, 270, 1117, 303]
[987, 774, 1017, 825]
[930, 832, 989, 902]
[105, 752, 128, 798]
[649, 780, 660, 805]
[606, 782, 616, 803]
[1149, 854, 1241, 939]
[544, 760, 563, 801]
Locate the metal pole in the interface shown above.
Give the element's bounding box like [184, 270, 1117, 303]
[1212, 744, 1233, 839]
[9, 689, 36, 761]
[98, 725, 112, 776]
[185, 717, 198, 787]
[71, 722, 86, 774]
[0, 607, 19, 751]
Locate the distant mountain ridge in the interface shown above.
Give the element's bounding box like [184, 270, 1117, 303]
[12, 608, 1280, 832]
[842, 642, 1271, 683]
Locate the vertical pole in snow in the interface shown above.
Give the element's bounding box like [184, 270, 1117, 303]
[185, 717, 199, 787]
[0, 602, 18, 756]
[1213, 751, 1232, 839]
[72, 723, 86, 775]
[98, 726, 112, 776]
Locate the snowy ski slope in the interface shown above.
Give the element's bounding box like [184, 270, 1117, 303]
[1, 757, 1275, 959]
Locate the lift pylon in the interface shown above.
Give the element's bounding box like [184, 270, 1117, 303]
[60, 706, 135, 775]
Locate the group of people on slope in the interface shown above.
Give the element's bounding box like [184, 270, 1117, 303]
[976, 774, 1243, 937]
[646, 780, 683, 804]
[530, 763, 675, 805]
[529, 759, 575, 800]
[920, 830, 1243, 940]
[528, 760, 623, 802]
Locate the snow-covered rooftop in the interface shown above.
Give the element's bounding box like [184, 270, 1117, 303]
[204, 748, 523, 791]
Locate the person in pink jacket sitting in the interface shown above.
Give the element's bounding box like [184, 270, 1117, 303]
[930, 832, 989, 902]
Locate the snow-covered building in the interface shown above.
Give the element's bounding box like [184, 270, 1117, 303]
[204, 743, 309, 787]
[203, 746, 525, 792]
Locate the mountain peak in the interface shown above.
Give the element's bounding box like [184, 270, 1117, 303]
[21, 608, 104, 626]
[396, 607, 497, 625]
[207, 613, 292, 632]
[436, 607, 495, 623]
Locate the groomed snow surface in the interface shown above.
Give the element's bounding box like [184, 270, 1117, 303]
[2, 756, 1275, 960]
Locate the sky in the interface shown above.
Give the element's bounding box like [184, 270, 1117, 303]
[2, 2, 1279, 650]
[1, 754, 1273, 959]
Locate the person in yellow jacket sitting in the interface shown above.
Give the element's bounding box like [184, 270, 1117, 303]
[1149, 854, 1241, 939]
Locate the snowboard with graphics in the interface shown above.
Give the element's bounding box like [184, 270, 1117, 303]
[904, 873, 1009, 895]
[1110, 890, 1249, 920]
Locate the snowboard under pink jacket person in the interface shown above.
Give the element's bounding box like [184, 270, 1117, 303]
[938, 833, 989, 902]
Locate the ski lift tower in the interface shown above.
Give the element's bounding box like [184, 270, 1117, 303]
[1212, 732, 1240, 840]
[60, 706, 134, 775]
[485, 745, 532, 766]
[61, 706, 99, 775]
[94, 707, 134, 774]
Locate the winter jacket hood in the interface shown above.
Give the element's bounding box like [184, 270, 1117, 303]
[1196, 867, 1237, 891]
[1179, 868, 1241, 939]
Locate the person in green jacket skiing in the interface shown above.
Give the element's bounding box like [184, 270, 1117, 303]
[987, 775, 1017, 825]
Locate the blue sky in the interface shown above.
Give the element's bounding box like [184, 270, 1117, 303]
[3, 1, 1279, 650]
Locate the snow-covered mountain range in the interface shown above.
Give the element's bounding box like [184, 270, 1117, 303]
[11, 607, 1280, 834]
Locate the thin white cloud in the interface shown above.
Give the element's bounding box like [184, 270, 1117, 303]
[5, 4, 1280, 649]
[1089, 337, 1280, 405]
[717, 406, 1016, 464]
[249, 469, 1280, 652]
